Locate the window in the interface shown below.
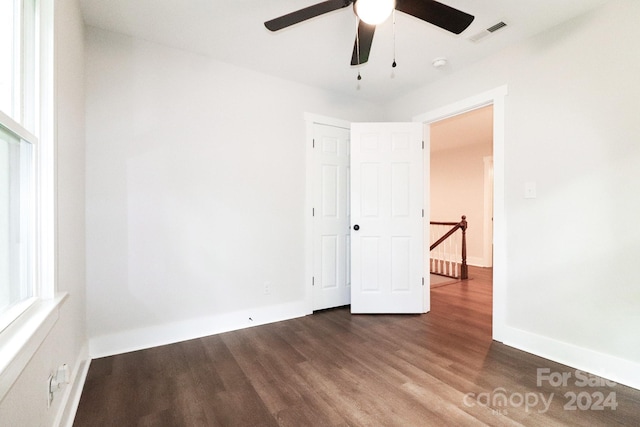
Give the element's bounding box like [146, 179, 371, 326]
[0, 0, 54, 402]
[1, 0, 36, 129]
[0, 0, 19, 118]
[0, 0, 44, 333]
[0, 125, 35, 331]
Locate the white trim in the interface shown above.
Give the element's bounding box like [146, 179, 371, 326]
[466, 256, 485, 268]
[303, 112, 350, 129]
[413, 84, 508, 342]
[36, 0, 55, 300]
[89, 300, 308, 358]
[502, 325, 640, 391]
[0, 297, 37, 333]
[56, 346, 91, 427]
[413, 86, 508, 124]
[0, 110, 38, 144]
[22, 0, 37, 132]
[0, 292, 68, 402]
[483, 155, 493, 268]
[422, 124, 431, 312]
[304, 118, 315, 315]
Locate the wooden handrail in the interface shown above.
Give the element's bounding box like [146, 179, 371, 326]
[429, 215, 468, 280]
[429, 215, 467, 251]
[430, 221, 461, 226]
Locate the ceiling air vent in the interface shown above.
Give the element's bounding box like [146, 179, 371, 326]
[487, 21, 507, 33]
[468, 21, 508, 43]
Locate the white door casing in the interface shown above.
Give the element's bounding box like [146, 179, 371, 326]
[483, 155, 494, 268]
[350, 122, 425, 314]
[312, 123, 351, 310]
[412, 84, 508, 340]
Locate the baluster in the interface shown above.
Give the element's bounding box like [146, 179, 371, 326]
[446, 232, 453, 276]
[434, 225, 441, 273]
[443, 233, 448, 276]
[454, 232, 459, 278]
[430, 224, 435, 273]
[435, 225, 440, 274]
[439, 225, 445, 274]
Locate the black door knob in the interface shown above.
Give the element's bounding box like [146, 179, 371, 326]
[353, 224, 360, 231]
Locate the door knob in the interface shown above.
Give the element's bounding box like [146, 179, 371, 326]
[353, 224, 360, 231]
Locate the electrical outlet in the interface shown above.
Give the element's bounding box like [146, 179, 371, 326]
[47, 364, 70, 408]
[264, 281, 271, 295]
[524, 181, 537, 199]
[47, 374, 54, 407]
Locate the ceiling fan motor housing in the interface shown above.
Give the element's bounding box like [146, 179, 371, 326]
[353, 0, 396, 25]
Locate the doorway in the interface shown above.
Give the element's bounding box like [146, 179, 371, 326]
[304, 84, 507, 339]
[429, 105, 494, 271]
[414, 85, 507, 341]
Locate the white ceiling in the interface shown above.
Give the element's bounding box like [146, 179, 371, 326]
[79, 0, 610, 103]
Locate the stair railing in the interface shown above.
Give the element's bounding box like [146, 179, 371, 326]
[429, 215, 468, 280]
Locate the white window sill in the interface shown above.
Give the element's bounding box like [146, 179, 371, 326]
[0, 292, 68, 402]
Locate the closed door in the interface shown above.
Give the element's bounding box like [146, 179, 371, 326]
[312, 123, 351, 310]
[350, 122, 425, 313]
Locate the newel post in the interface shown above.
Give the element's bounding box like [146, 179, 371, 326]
[460, 215, 468, 280]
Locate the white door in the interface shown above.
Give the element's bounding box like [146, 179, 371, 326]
[312, 123, 351, 310]
[350, 122, 425, 313]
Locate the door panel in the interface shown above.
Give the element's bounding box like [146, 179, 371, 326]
[313, 124, 351, 310]
[361, 163, 380, 217]
[361, 237, 380, 291]
[351, 123, 425, 313]
[391, 237, 411, 291]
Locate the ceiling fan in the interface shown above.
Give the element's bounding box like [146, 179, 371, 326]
[264, 0, 475, 66]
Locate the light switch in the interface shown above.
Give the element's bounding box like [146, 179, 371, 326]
[524, 181, 537, 199]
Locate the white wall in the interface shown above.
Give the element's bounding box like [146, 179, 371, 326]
[387, 0, 640, 388]
[84, 27, 383, 356]
[0, 0, 88, 425]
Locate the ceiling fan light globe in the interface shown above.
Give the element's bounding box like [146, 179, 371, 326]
[354, 0, 395, 25]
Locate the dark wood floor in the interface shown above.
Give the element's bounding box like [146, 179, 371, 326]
[74, 267, 640, 426]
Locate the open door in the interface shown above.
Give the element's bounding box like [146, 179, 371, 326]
[350, 123, 426, 313]
[312, 123, 351, 310]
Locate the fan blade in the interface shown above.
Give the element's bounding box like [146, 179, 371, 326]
[395, 0, 474, 34]
[265, 0, 352, 32]
[350, 21, 376, 65]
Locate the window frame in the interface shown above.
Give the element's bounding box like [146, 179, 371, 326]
[0, 111, 38, 333]
[0, 0, 58, 402]
[0, 0, 45, 330]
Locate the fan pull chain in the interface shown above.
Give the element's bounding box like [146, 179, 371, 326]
[392, 9, 397, 68]
[356, 17, 362, 80]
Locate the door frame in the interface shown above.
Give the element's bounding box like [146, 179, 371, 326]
[413, 85, 508, 342]
[304, 113, 351, 314]
[483, 155, 494, 268]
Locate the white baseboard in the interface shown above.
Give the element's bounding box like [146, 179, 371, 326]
[89, 300, 309, 359]
[55, 343, 91, 427]
[501, 325, 640, 391]
[467, 256, 486, 267]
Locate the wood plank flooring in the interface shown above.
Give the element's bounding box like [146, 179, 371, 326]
[74, 267, 640, 426]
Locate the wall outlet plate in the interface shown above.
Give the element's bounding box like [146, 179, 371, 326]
[524, 181, 537, 199]
[47, 374, 54, 407]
